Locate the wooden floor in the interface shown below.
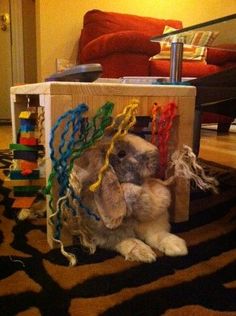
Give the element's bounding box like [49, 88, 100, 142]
[1, 125, 236, 168]
[0, 125, 12, 150]
[199, 128, 236, 168]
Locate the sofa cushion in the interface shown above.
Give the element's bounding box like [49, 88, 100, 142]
[163, 25, 219, 47]
[80, 31, 161, 63]
[206, 47, 236, 65]
[91, 53, 152, 78]
[151, 42, 206, 61]
[201, 113, 234, 124]
[149, 59, 231, 78]
[79, 9, 183, 49]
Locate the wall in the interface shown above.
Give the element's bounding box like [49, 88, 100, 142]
[0, 0, 12, 120]
[22, 0, 37, 83]
[35, 0, 236, 81]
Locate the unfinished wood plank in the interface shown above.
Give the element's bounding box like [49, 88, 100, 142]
[4, 177, 45, 187]
[11, 82, 196, 248]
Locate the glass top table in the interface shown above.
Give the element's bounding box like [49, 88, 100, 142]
[151, 13, 236, 83]
[151, 13, 236, 154]
[151, 13, 236, 51]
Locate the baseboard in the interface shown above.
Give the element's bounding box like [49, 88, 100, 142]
[0, 119, 11, 125]
[202, 123, 236, 133]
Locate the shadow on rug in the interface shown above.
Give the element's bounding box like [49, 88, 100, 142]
[0, 150, 236, 316]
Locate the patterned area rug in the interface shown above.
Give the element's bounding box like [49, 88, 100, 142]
[0, 150, 236, 316]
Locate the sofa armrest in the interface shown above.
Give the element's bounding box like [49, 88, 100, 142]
[80, 31, 160, 62]
[206, 47, 236, 65]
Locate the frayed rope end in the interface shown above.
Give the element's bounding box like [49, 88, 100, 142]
[53, 237, 77, 267]
[17, 209, 31, 221]
[168, 145, 219, 193]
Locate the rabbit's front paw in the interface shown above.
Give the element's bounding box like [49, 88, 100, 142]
[116, 238, 157, 263]
[159, 234, 188, 256]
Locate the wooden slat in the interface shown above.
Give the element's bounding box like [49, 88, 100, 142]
[4, 177, 45, 187]
[10, 82, 196, 248]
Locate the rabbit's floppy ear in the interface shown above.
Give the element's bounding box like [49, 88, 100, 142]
[71, 147, 106, 186]
[71, 145, 127, 229]
[93, 166, 127, 229]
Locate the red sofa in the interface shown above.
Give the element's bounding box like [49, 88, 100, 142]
[78, 10, 236, 132]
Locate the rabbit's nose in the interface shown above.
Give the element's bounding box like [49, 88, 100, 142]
[109, 154, 120, 165]
[117, 150, 126, 158]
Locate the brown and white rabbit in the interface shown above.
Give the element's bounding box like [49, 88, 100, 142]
[68, 133, 188, 262]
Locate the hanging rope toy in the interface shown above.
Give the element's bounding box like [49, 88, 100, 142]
[151, 102, 162, 145]
[151, 102, 177, 179]
[166, 145, 219, 192]
[45, 102, 115, 265]
[89, 99, 139, 192]
[46, 103, 88, 236]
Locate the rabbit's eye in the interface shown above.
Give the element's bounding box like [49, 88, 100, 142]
[117, 150, 126, 158]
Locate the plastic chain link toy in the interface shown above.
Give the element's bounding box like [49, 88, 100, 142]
[7, 109, 45, 215]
